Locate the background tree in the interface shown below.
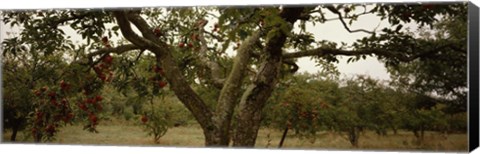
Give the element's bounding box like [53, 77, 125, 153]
[1, 34, 76, 141]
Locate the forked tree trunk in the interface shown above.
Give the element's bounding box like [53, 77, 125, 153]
[232, 7, 304, 147]
[113, 9, 305, 147]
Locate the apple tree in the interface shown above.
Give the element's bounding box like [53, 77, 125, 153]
[263, 71, 341, 147]
[1, 2, 467, 146]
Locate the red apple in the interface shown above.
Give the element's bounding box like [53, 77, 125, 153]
[79, 103, 87, 111]
[98, 73, 107, 81]
[141, 115, 148, 123]
[154, 66, 162, 73]
[34, 90, 42, 96]
[87, 97, 97, 104]
[63, 113, 74, 123]
[96, 104, 103, 111]
[101, 36, 108, 43]
[47, 91, 56, 98]
[178, 42, 185, 48]
[45, 124, 56, 134]
[401, 12, 412, 19]
[158, 81, 168, 88]
[61, 98, 68, 106]
[102, 55, 113, 64]
[153, 28, 162, 37]
[50, 98, 58, 106]
[60, 80, 69, 91]
[89, 114, 98, 124]
[36, 112, 44, 119]
[95, 95, 103, 102]
[99, 63, 108, 69]
[422, 4, 434, 10]
[213, 23, 219, 31]
[31, 128, 37, 135]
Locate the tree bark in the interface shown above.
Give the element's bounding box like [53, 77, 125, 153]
[348, 127, 360, 147]
[278, 127, 289, 148]
[114, 11, 226, 146]
[10, 123, 19, 141]
[113, 9, 305, 147]
[213, 31, 262, 145]
[233, 7, 304, 147]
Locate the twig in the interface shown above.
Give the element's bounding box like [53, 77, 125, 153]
[326, 6, 375, 34]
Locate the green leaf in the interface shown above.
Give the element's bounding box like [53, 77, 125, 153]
[112, 26, 120, 31]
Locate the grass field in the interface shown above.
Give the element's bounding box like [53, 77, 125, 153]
[2, 118, 468, 152]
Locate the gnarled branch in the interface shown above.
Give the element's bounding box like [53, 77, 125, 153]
[325, 6, 375, 34]
[196, 19, 226, 88]
[283, 43, 464, 62]
[213, 30, 262, 144]
[86, 44, 140, 58]
[112, 11, 152, 49]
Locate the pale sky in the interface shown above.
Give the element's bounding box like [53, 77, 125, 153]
[294, 7, 394, 80]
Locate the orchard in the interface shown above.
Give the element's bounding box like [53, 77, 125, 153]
[1, 2, 468, 148]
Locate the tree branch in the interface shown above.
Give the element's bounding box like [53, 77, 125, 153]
[324, 11, 372, 22]
[125, 12, 162, 42]
[112, 11, 153, 49]
[214, 30, 262, 143]
[196, 19, 226, 88]
[326, 6, 375, 34]
[48, 12, 91, 27]
[203, 30, 225, 42]
[86, 44, 140, 58]
[114, 10, 216, 143]
[283, 43, 462, 62]
[234, 7, 305, 147]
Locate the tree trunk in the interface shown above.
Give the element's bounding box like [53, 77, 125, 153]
[158, 56, 227, 147]
[113, 9, 306, 147]
[34, 132, 42, 143]
[232, 8, 304, 147]
[10, 124, 19, 141]
[232, 85, 269, 147]
[212, 32, 262, 146]
[9, 117, 25, 142]
[348, 127, 360, 147]
[420, 126, 425, 141]
[203, 132, 228, 146]
[392, 127, 398, 135]
[114, 11, 231, 147]
[413, 129, 420, 138]
[232, 49, 285, 147]
[278, 127, 289, 148]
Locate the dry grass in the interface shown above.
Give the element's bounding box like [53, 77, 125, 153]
[255, 129, 467, 152]
[2, 120, 468, 152]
